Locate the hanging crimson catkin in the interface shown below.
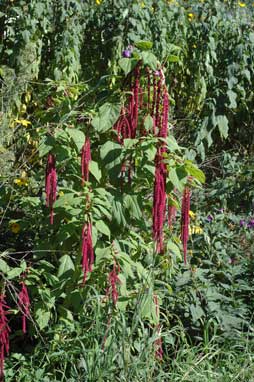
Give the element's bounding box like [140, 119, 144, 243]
[106, 260, 121, 306]
[152, 81, 169, 253]
[45, 153, 57, 224]
[18, 281, 30, 334]
[81, 136, 91, 185]
[81, 221, 94, 284]
[168, 203, 177, 229]
[0, 295, 10, 382]
[181, 187, 191, 264]
[153, 294, 163, 360]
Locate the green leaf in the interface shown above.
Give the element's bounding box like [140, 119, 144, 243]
[140, 51, 158, 70]
[95, 220, 111, 237]
[92, 103, 120, 133]
[167, 241, 181, 258]
[135, 40, 153, 50]
[100, 141, 122, 170]
[89, 161, 101, 182]
[123, 194, 142, 219]
[0, 259, 10, 274]
[190, 304, 205, 322]
[54, 193, 75, 208]
[227, 90, 237, 109]
[66, 128, 85, 152]
[39, 136, 55, 158]
[119, 58, 138, 76]
[35, 308, 51, 330]
[7, 268, 23, 280]
[216, 115, 229, 139]
[168, 169, 183, 192]
[57, 255, 75, 278]
[144, 115, 154, 132]
[185, 161, 206, 184]
[167, 55, 180, 63]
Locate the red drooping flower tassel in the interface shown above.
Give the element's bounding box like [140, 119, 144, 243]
[81, 136, 91, 185]
[18, 282, 30, 334]
[81, 221, 94, 284]
[130, 64, 140, 138]
[146, 67, 151, 113]
[153, 150, 167, 253]
[0, 295, 10, 382]
[181, 187, 191, 265]
[106, 260, 121, 306]
[168, 203, 177, 229]
[152, 85, 169, 253]
[153, 294, 163, 360]
[45, 153, 57, 224]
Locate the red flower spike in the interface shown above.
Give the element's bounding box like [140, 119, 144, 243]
[181, 187, 191, 265]
[0, 295, 10, 381]
[152, 86, 169, 254]
[106, 261, 121, 306]
[153, 295, 163, 360]
[146, 67, 151, 113]
[18, 282, 31, 334]
[168, 203, 177, 229]
[81, 136, 91, 185]
[81, 221, 94, 284]
[45, 153, 57, 224]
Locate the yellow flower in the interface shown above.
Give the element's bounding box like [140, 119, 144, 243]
[189, 210, 196, 220]
[238, 1, 246, 6]
[59, 191, 64, 197]
[192, 44, 197, 49]
[14, 172, 28, 187]
[96, 0, 102, 4]
[9, 222, 21, 234]
[141, 1, 145, 7]
[189, 225, 203, 235]
[188, 12, 194, 21]
[14, 119, 31, 127]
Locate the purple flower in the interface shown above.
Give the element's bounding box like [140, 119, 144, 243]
[122, 49, 132, 58]
[207, 214, 213, 222]
[239, 219, 245, 227]
[154, 70, 161, 77]
[247, 219, 254, 228]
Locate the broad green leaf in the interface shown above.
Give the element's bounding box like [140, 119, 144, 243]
[95, 247, 111, 264]
[118, 58, 138, 75]
[89, 161, 101, 182]
[167, 241, 181, 258]
[144, 115, 154, 132]
[35, 308, 51, 330]
[95, 220, 111, 237]
[0, 259, 10, 274]
[54, 193, 75, 208]
[216, 115, 229, 139]
[92, 103, 120, 133]
[185, 161, 206, 184]
[168, 55, 180, 63]
[66, 128, 85, 152]
[227, 90, 237, 109]
[190, 304, 205, 322]
[58, 255, 75, 278]
[100, 141, 122, 170]
[135, 40, 153, 50]
[7, 267, 23, 279]
[168, 169, 182, 191]
[140, 51, 158, 70]
[39, 136, 55, 158]
[123, 194, 142, 219]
